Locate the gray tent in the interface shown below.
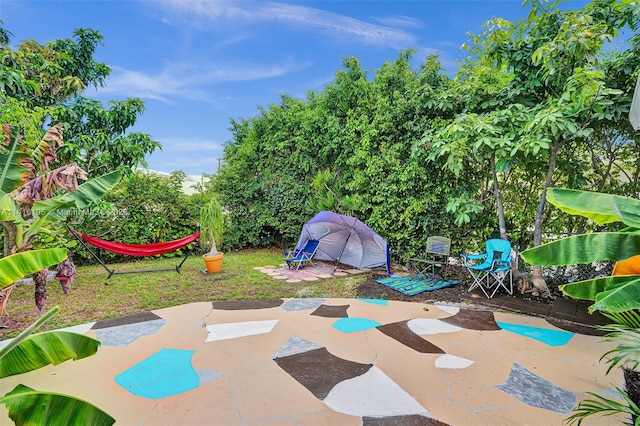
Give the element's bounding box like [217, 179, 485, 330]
[294, 211, 390, 273]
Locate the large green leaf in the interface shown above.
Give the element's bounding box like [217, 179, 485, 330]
[0, 190, 26, 225]
[0, 249, 67, 286]
[30, 169, 122, 216]
[23, 198, 76, 241]
[0, 127, 31, 194]
[547, 188, 640, 227]
[560, 275, 639, 301]
[593, 278, 640, 314]
[520, 232, 640, 266]
[0, 384, 115, 426]
[0, 331, 100, 378]
[25, 170, 122, 237]
[57, 169, 122, 209]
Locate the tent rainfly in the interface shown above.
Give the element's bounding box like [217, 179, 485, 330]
[293, 211, 390, 274]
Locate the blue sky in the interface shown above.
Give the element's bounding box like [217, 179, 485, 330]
[1, 1, 585, 176]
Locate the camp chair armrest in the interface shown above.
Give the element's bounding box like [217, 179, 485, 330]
[410, 257, 444, 265]
[491, 258, 511, 269]
[461, 253, 486, 260]
[460, 253, 487, 263]
[425, 250, 448, 259]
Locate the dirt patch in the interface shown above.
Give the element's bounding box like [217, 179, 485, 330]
[356, 265, 558, 307]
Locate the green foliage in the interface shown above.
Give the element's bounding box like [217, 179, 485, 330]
[521, 188, 640, 316]
[214, 51, 464, 260]
[564, 323, 640, 426]
[73, 171, 200, 264]
[50, 97, 161, 177]
[200, 196, 224, 256]
[0, 306, 114, 426]
[0, 24, 160, 179]
[0, 249, 66, 287]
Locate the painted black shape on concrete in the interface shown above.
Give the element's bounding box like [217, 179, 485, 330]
[363, 414, 451, 426]
[92, 311, 162, 330]
[311, 304, 350, 318]
[377, 321, 445, 354]
[274, 347, 372, 399]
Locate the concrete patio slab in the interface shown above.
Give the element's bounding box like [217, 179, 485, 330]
[0, 298, 625, 425]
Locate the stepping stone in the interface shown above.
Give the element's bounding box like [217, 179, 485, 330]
[302, 276, 320, 281]
[272, 275, 288, 280]
[286, 279, 302, 283]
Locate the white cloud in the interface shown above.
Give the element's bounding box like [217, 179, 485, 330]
[156, 0, 417, 49]
[99, 59, 310, 102]
[373, 15, 424, 30]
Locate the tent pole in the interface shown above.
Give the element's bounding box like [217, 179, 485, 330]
[333, 229, 352, 274]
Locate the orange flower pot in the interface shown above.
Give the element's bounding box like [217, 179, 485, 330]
[203, 252, 224, 273]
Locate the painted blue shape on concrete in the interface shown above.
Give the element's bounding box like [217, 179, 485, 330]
[357, 298, 388, 306]
[497, 322, 574, 347]
[333, 318, 381, 333]
[115, 348, 198, 398]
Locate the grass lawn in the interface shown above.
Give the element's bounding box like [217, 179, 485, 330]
[0, 248, 370, 339]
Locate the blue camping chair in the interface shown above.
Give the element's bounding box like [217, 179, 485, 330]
[461, 239, 513, 298]
[284, 239, 320, 270]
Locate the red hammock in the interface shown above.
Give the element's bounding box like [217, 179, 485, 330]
[69, 229, 201, 278]
[79, 232, 201, 256]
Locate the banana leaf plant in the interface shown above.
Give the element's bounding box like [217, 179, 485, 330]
[1, 125, 122, 312]
[0, 251, 114, 425]
[521, 188, 640, 318]
[0, 305, 114, 425]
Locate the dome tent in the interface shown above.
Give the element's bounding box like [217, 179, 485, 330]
[293, 211, 390, 274]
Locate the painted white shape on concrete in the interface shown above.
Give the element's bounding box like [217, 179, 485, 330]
[435, 354, 474, 369]
[58, 322, 96, 335]
[407, 318, 462, 335]
[435, 305, 459, 315]
[205, 319, 279, 342]
[323, 366, 431, 417]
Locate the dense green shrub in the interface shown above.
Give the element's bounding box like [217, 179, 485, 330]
[71, 171, 201, 264]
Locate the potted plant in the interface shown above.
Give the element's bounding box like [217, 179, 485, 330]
[200, 197, 225, 273]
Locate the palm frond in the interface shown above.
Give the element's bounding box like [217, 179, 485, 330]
[599, 324, 640, 373]
[566, 388, 640, 426]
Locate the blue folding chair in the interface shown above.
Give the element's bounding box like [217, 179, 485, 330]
[461, 239, 513, 298]
[284, 239, 320, 270]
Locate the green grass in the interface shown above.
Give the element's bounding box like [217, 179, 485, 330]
[0, 249, 369, 339]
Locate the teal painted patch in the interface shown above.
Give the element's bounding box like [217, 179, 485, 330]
[497, 322, 574, 347]
[333, 317, 381, 333]
[357, 298, 388, 306]
[115, 348, 199, 398]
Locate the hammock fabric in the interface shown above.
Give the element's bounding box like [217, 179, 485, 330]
[69, 229, 201, 278]
[79, 232, 201, 257]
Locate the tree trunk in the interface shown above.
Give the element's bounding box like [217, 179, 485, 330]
[491, 155, 508, 240]
[530, 146, 559, 297]
[33, 268, 49, 312]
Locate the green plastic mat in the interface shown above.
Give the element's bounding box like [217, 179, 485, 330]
[375, 275, 460, 296]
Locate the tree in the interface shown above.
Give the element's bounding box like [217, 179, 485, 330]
[0, 125, 121, 312]
[50, 97, 161, 177]
[1, 23, 160, 312]
[426, 0, 640, 295]
[0, 22, 160, 178]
